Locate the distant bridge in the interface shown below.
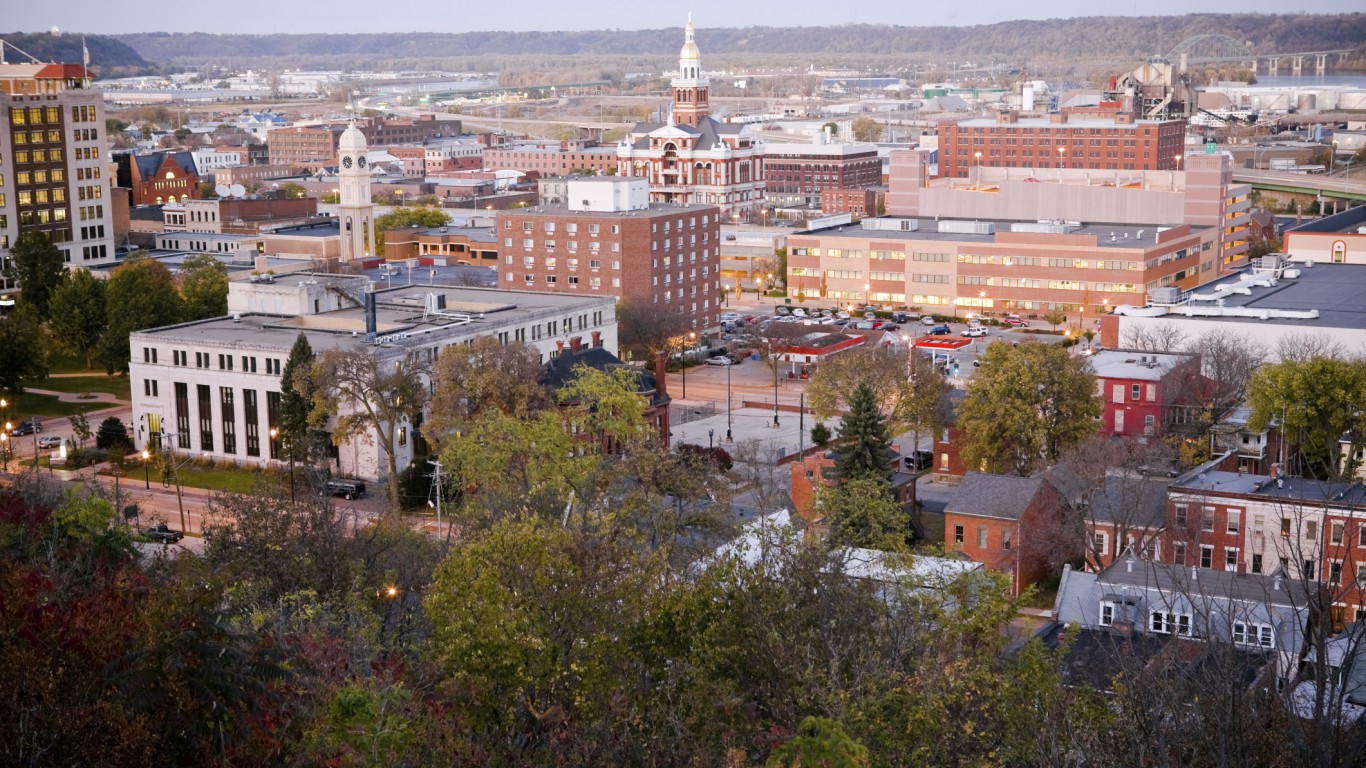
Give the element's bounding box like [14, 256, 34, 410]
[1164, 34, 1358, 76]
[1232, 168, 1366, 203]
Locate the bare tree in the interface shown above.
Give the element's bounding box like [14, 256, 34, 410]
[1052, 435, 1174, 573]
[1187, 327, 1266, 413]
[1276, 332, 1349, 363]
[308, 347, 430, 508]
[1122, 322, 1187, 353]
[616, 297, 691, 365]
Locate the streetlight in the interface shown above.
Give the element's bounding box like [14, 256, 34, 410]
[864, 283, 871, 309]
[1330, 140, 1338, 175]
[142, 449, 151, 489]
[1175, 154, 1183, 170]
[1058, 146, 1066, 173]
[974, 151, 982, 185]
[0, 433, 8, 474]
[269, 427, 295, 504]
[681, 331, 696, 400]
[725, 359, 733, 442]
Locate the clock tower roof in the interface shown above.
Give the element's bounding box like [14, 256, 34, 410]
[339, 122, 367, 153]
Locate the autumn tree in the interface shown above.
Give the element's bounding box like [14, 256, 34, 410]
[47, 268, 107, 369]
[426, 336, 549, 446]
[4, 231, 65, 315]
[310, 347, 430, 506]
[0, 303, 50, 396]
[767, 716, 870, 768]
[851, 116, 883, 143]
[615, 296, 690, 364]
[958, 341, 1102, 476]
[101, 256, 184, 373]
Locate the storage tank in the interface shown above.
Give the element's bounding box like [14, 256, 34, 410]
[1297, 93, 1317, 112]
[1338, 91, 1366, 111]
[1022, 86, 1036, 111]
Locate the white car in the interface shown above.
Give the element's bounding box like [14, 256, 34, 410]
[961, 326, 989, 338]
[792, 308, 808, 318]
[920, 315, 937, 326]
[37, 435, 64, 449]
[704, 355, 733, 366]
[719, 312, 741, 323]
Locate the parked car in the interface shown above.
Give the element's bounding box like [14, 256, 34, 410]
[1005, 316, 1029, 327]
[705, 355, 733, 366]
[962, 326, 989, 337]
[792, 308, 808, 318]
[893, 312, 910, 323]
[144, 523, 183, 544]
[720, 312, 741, 324]
[324, 479, 367, 500]
[928, 325, 951, 335]
[904, 450, 934, 471]
[837, 310, 851, 320]
[37, 435, 64, 449]
[882, 324, 901, 332]
[10, 419, 42, 436]
[921, 315, 938, 326]
[855, 320, 875, 330]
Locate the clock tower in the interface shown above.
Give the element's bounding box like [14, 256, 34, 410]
[337, 122, 375, 262]
[671, 14, 710, 128]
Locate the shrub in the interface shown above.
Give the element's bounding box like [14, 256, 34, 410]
[95, 416, 134, 453]
[811, 423, 832, 446]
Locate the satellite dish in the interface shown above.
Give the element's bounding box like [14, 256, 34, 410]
[230, 184, 246, 198]
[214, 184, 230, 197]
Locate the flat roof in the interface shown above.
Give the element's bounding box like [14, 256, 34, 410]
[1088, 350, 1189, 381]
[1173, 467, 1366, 507]
[133, 284, 612, 354]
[1188, 262, 1366, 331]
[1285, 205, 1366, 235]
[797, 220, 1189, 249]
[952, 116, 1177, 129]
[510, 200, 718, 218]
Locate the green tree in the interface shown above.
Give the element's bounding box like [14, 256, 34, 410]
[958, 341, 1102, 476]
[178, 253, 229, 320]
[101, 256, 184, 373]
[4, 231, 66, 315]
[374, 206, 449, 255]
[768, 716, 870, 767]
[426, 337, 549, 447]
[0, 303, 50, 396]
[820, 477, 906, 550]
[850, 116, 883, 143]
[48, 269, 107, 369]
[834, 382, 891, 484]
[1247, 356, 1366, 479]
[808, 346, 906, 425]
[279, 181, 308, 199]
[310, 347, 430, 507]
[95, 415, 133, 453]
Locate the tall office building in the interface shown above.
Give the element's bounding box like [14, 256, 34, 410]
[0, 62, 115, 292]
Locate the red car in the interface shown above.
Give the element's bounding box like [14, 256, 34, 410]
[1005, 317, 1029, 327]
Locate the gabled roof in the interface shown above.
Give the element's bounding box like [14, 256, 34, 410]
[627, 116, 753, 152]
[539, 346, 665, 407]
[944, 472, 1044, 521]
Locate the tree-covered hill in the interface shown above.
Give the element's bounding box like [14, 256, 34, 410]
[111, 13, 1365, 67]
[0, 31, 155, 77]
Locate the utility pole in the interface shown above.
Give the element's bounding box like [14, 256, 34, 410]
[428, 459, 444, 545]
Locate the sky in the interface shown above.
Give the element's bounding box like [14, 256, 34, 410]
[7, 1, 1361, 35]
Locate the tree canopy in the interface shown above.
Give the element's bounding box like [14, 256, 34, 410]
[373, 206, 450, 255]
[834, 382, 892, 485]
[101, 256, 184, 374]
[1247, 355, 1366, 480]
[47, 269, 107, 370]
[178, 253, 230, 321]
[0, 302, 50, 396]
[4, 231, 66, 316]
[958, 341, 1102, 476]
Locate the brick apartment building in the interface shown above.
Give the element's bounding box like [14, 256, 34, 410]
[764, 135, 881, 208]
[0, 61, 116, 280]
[483, 140, 619, 178]
[496, 177, 721, 331]
[266, 116, 456, 172]
[937, 112, 1186, 179]
[1088, 350, 1208, 438]
[174, 196, 320, 235]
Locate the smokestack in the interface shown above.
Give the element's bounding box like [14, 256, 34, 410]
[364, 287, 377, 342]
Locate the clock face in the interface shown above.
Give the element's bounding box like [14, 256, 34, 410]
[342, 156, 353, 169]
[357, 156, 367, 168]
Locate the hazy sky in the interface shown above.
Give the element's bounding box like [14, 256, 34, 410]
[9, 1, 1360, 35]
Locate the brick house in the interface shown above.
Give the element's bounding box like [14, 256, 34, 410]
[944, 471, 1066, 596]
[538, 342, 671, 452]
[114, 150, 201, 206]
[931, 389, 968, 483]
[789, 448, 917, 533]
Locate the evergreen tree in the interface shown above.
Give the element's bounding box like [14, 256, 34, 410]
[835, 382, 891, 484]
[278, 332, 322, 466]
[48, 269, 107, 370]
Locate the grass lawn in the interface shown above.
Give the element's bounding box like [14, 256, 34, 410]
[171, 465, 284, 495]
[10, 392, 116, 420]
[32, 375, 131, 401]
[48, 350, 96, 375]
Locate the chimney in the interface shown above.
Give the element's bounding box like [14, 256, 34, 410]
[556, 339, 565, 356]
[1112, 620, 1134, 637]
[569, 336, 582, 353]
[655, 351, 669, 398]
[591, 330, 602, 348]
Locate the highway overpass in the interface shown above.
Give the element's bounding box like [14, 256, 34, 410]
[1232, 169, 1366, 203]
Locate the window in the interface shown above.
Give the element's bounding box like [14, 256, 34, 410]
[1002, 530, 1012, 550]
[1233, 622, 1274, 648]
[977, 526, 987, 549]
[1173, 542, 1186, 566]
[1093, 532, 1109, 556]
[1201, 508, 1215, 532]
[1099, 601, 1115, 626]
[1358, 563, 1366, 588]
[1332, 522, 1345, 545]
[1225, 548, 1238, 571]
[1175, 505, 1187, 526]
[1200, 545, 1213, 569]
[1281, 518, 1291, 537]
[1307, 520, 1318, 540]
[954, 525, 964, 544]
[1227, 511, 1240, 535]
[1149, 611, 1192, 636]
[1330, 561, 1343, 585]
[1131, 384, 1141, 400]
[1252, 554, 1263, 573]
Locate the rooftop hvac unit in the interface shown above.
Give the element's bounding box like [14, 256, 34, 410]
[1148, 287, 1181, 305]
[937, 220, 995, 235]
